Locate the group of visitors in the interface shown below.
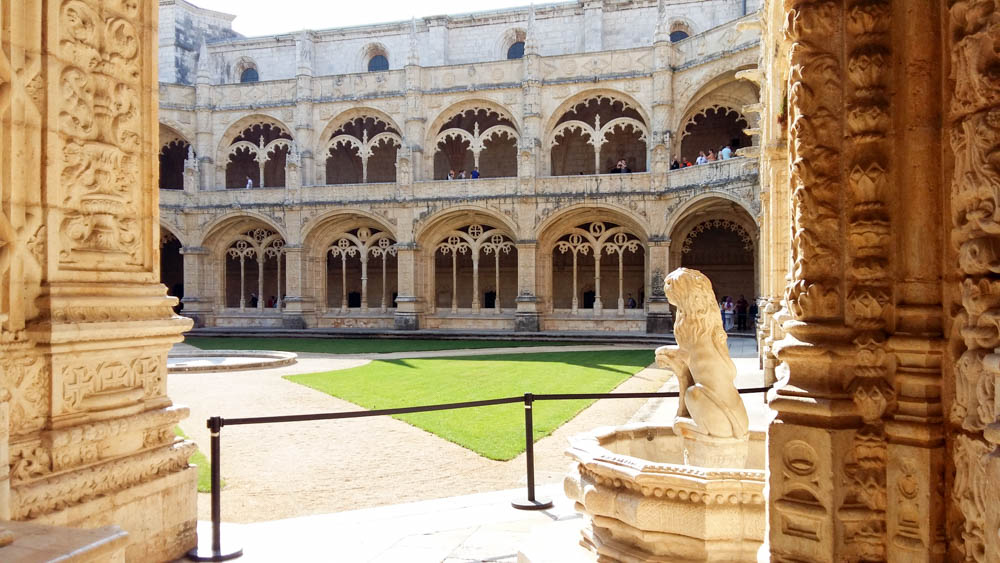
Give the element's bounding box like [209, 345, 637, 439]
[446, 167, 480, 180]
[669, 144, 734, 170]
[719, 294, 758, 332]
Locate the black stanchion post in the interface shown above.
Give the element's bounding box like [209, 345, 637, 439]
[188, 417, 243, 561]
[512, 393, 552, 510]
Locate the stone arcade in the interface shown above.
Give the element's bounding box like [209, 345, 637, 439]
[154, 0, 764, 334]
[3, 0, 1000, 561]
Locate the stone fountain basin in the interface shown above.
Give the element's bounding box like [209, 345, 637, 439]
[166, 350, 297, 372]
[564, 424, 766, 562]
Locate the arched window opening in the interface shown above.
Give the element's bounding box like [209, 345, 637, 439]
[433, 224, 517, 314]
[325, 227, 398, 313]
[670, 30, 689, 42]
[368, 55, 389, 72]
[225, 228, 286, 311]
[433, 107, 518, 179]
[240, 68, 259, 83]
[324, 116, 401, 185]
[680, 219, 755, 309]
[507, 41, 525, 59]
[161, 231, 184, 313]
[551, 222, 645, 315]
[159, 139, 190, 190]
[679, 107, 750, 163]
[550, 96, 648, 176]
[224, 122, 293, 189]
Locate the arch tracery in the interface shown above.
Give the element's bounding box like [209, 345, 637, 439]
[224, 121, 294, 189]
[433, 107, 519, 179]
[434, 223, 515, 313]
[225, 228, 286, 310]
[326, 227, 398, 312]
[323, 115, 402, 184]
[678, 105, 751, 162]
[549, 95, 649, 175]
[553, 221, 644, 315]
[682, 219, 753, 254]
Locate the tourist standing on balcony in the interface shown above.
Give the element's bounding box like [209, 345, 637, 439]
[720, 144, 733, 160]
[458, 169, 466, 179]
[245, 176, 253, 189]
[610, 159, 631, 173]
[471, 166, 480, 179]
[670, 160, 680, 170]
[447, 169, 455, 180]
[696, 151, 707, 165]
[707, 149, 717, 162]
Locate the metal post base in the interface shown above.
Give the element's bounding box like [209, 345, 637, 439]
[187, 541, 243, 562]
[511, 497, 553, 511]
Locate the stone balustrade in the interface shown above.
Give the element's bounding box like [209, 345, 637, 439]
[160, 158, 758, 210]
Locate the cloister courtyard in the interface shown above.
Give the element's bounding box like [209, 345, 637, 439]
[167, 335, 767, 559]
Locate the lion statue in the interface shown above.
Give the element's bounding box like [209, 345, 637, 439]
[654, 268, 749, 439]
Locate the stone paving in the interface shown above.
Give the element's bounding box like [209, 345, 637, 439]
[171, 336, 769, 561]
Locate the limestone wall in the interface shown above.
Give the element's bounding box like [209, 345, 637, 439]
[159, 0, 758, 85]
[1, 0, 196, 560]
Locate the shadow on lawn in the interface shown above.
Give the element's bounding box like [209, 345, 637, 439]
[374, 351, 654, 376]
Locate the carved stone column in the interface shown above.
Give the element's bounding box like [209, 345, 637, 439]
[280, 245, 311, 328]
[768, 1, 874, 560]
[393, 243, 422, 330]
[0, 1, 196, 559]
[947, 0, 1000, 559]
[514, 242, 541, 332]
[179, 246, 211, 328]
[766, 0, 958, 560]
[645, 239, 672, 333]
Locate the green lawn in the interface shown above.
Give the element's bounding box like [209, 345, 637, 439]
[173, 426, 223, 493]
[186, 337, 574, 355]
[284, 350, 653, 461]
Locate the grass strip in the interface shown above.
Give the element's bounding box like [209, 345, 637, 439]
[173, 426, 224, 493]
[285, 350, 653, 460]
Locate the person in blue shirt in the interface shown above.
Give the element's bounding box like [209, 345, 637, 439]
[471, 167, 480, 179]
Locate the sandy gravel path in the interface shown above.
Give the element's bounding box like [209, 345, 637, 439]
[168, 341, 757, 523]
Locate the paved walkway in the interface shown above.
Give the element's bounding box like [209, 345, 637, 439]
[168, 337, 765, 525]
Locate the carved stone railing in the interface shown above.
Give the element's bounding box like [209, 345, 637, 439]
[159, 159, 759, 211]
[672, 13, 761, 70]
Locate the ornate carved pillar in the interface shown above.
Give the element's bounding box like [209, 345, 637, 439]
[768, 1, 873, 560]
[948, 0, 1000, 559]
[766, 0, 957, 560]
[0, 0, 196, 559]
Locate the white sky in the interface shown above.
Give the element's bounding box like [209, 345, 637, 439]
[188, 0, 540, 37]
